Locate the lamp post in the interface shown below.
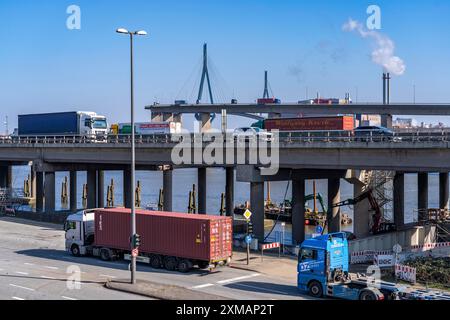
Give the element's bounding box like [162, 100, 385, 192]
[116, 27, 147, 285]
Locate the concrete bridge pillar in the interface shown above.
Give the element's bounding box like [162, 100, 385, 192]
[0, 165, 12, 189]
[381, 115, 393, 129]
[250, 181, 265, 242]
[87, 169, 97, 209]
[163, 169, 173, 211]
[35, 172, 44, 213]
[44, 172, 55, 213]
[30, 168, 36, 199]
[123, 169, 132, 209]
[353, 183, 371, 238]
[292, 179, 306, 245]
[198, 168, 207, 214]
[151, 112, 163, 122]
[417, 172, 428, 221]
[97, 170, 105, 209]
[199, 113, 211, 132]
[70, 171, 77, 212]
[328, 178, 341, 233]
[393, 172, 405, 228]
[439, 172, 449, 210]
[225, 167, 234, 217]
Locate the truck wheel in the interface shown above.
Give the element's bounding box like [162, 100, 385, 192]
[150, 255, 162, 269]
[71, 244, 80, 257]
[359, 290, 378, 300]
[100, 248, 111, 261]
[178, 259, 193, 273]
[308, 281, 323, 298]
[164, 257, 178, 271]
[198, 261, 210, 269]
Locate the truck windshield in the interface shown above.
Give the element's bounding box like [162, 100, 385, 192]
[299, 248, 318, 262]
[92, 119, 107, 129]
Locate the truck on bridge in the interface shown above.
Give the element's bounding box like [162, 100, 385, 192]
[17, 111, 108, 138]
[64, 208, 233, 273]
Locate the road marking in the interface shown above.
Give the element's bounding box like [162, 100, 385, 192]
[45, 266, 59, 270]
[232, 283, 289, 296]
[191, 283, 215, 289]
[12, 296, 25, 300]
[15, 272, 29, 276]
[62, 296, 77, 300]
[41, 276, 56, 280]
[24, 263, 34, 266]
[217, 273, 260, 284]
[9, 284, 35, 291]
[99, 274, 117, 279]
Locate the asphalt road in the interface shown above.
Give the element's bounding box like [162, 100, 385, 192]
[0, 216, 308, 300]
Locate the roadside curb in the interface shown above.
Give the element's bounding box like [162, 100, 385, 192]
[105, 279, 231, 300]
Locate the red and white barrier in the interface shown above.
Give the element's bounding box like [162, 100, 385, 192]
[351, 250, 393, 264]
[262, 242, 280, 250]
[410, 242, 450, 252]
[395, 264, 416, 284]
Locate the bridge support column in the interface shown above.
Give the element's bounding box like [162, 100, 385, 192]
[30, 168, 36, 199]
[163, 169, 173, 211]
[393, 172, 405, 228]
[198, 168, 207, 214]
[87, 169, 97, 209]
[418, 172, 428, 221]
[292, 179, 306, 245]
[250, 181, 265, 242]
[97, 170, 104, 209]
[123, 169, 132, 209]
[353, 183, 371, 238]
[439, 172, 449, 210]
[199, 113, 211, 132]
[44, 172, 55, 213]
[35, 172, 44, 213]
[328, 178, 341, 233]
[381, 114, 393, 129]
[70, 171, 77, 212]
[0, 165, 12, 189]
[225, 167, 234, 217]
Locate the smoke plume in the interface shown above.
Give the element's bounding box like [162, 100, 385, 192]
[342, 18, 406, 75]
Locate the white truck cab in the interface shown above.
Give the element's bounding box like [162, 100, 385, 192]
[64, 209, 96, 256]
[79, 111, 108, 137]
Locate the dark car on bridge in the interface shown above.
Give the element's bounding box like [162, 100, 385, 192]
[354, 126, 401, 142]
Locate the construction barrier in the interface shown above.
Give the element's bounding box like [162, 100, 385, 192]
[373, 254, 395, 267]
[395, 264, 416, 284]
[350, 250, 393, 264]
[261, 242, 281, 261]
[410, 242, 450, 252]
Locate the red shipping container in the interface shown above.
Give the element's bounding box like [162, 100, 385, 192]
[94, 208, 232, 263]
[264, 116, 354, 131]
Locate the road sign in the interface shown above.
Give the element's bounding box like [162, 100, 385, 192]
[243, 209, 252, 220]
[315, 225, 323, 234]
[132, 248, 139, 258]
[245, 235, 253, 245]
[393, 244, 402, 254]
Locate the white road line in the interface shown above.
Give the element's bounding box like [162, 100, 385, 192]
[41, 276, 56, 280]
[45, 266, 59, 270]
[24, 263, 34, 266]
[15, 272, 29, 276]
[217, 273, 260, 284]
[191, 283, 215, 289]
[99, 274, 117, 279]
[12, 296, 25, 300]
[9, 284, 35, 291]
[61, 296, 77, 300]
[232, 283, 289, 296]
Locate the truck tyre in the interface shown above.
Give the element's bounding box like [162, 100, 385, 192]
[164, 257, 178, 271]
[178, 259, 193, 273]
[100, 248, 111, 261]
[71, 244, 81, 257]
[150, 255, 162, 269]
[359, 290, 378, 300]
[198, 261, 210, 269]
[308, 281, 323, 298]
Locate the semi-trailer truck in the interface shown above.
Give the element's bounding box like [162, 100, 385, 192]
[18, 111, 108, 137]
[109, 122, 182, 135]
[65, 208, 233, 273]
[252, 116, 355, 132]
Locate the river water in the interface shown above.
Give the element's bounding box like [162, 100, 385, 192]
[11, 166, 444, 243]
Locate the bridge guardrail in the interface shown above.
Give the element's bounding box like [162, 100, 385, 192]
[1, 130, 450, 145]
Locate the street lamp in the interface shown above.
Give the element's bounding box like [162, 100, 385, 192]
[116, 27, 147, 285]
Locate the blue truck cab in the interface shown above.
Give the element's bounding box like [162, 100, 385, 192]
[298, 232, 385, 300]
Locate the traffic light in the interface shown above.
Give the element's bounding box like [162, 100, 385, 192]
[133, 234, 141, 248]
[247, 222, 253, 235]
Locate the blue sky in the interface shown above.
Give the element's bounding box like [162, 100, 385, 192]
[0, 0, 449, 129]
